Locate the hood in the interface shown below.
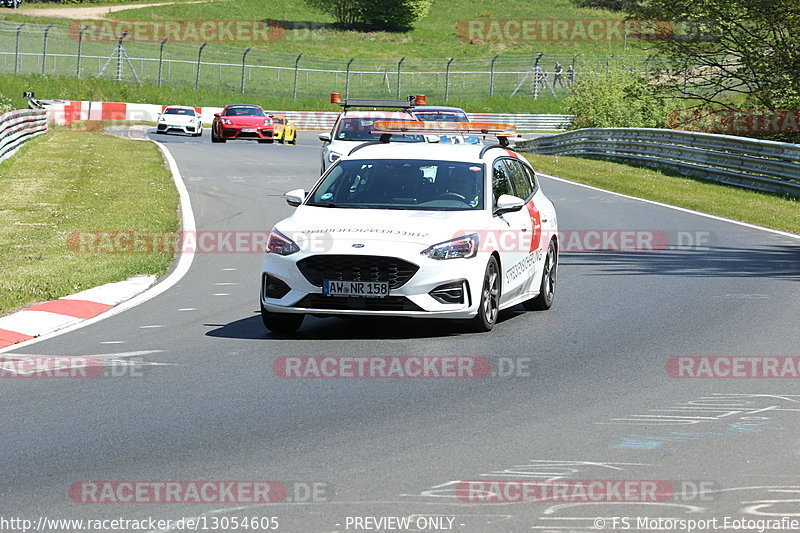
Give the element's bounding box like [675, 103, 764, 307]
[276, 206, 488, 248]
[162, 114, 197, 125]
[222, 115, 270, 127]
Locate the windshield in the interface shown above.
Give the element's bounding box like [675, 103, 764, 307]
[307, 159, 484, 210]
[413, 110, 469, 122]
[333, 117, 423, 142]
[164, 108, 196, 116]
[223, 106, 265, 117]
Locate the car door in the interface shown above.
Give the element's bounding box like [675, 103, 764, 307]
[489, 158, 533, 303]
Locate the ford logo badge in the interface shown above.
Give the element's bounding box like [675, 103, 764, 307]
[352, 243, 365, 248]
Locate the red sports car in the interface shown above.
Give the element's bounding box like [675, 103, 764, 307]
[211, 104, 274, 143]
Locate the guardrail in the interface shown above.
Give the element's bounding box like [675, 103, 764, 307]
[0, 109, 48, 164]
[35, 99, 574, 131]
[515, 128, 800, 195]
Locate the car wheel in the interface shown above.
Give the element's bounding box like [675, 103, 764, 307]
[470, 255, 501, 332]
[289, 134, 296, 145]
[261, 306, 304, 334]
[524, 239, 557, 311]
[211, 129, 225, 143]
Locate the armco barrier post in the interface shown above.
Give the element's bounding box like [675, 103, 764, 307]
[14, 23, 26, 75]
[292, 54, 302, 100]
[42, 24, 54, 75]
[489, 54, 499, 97]
[195, 42, 208, 90]
[345, 58, 354, 99]
[240, 47, 251, 94]
[396, 57, 404, 99]
[445, 58, 454, 102]
[157, 38, 167, 88]
[77, 25, 90, 77]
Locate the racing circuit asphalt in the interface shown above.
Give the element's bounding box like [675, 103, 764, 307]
[1, 130, 799, 532]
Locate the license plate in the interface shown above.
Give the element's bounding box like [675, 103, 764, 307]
[241, 128, 257, 132]
[323, 280, 389, 298]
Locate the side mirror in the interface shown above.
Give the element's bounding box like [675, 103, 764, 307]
[284, 188, 306, 207]
[319, 132, 331, 142]
[214, 113, 221, 118]
[494, 194, 525, 215]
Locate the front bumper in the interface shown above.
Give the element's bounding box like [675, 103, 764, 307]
[157, 122, 201, 134]
[219, 125, 274, 140]
[260, 247, 487, 319]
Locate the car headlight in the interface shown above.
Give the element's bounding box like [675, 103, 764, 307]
[266, 229, 300, 256]
[421, 234, 479, 260]
[263, 119, 273, 126]
[221, 118, 232, 125]
[327, 151, 341, 163]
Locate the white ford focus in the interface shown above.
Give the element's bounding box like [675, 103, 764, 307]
[260, 122, 558, 334]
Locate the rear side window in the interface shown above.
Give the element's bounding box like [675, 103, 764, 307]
[503, 159, 534, 200]
[492, 160, 514, 200]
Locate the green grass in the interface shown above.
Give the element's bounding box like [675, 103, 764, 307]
[524, 153, 800, 234]
[0, 128, 178, 315]
[4, 0, 651, 57]
[0, 73, 571, 113]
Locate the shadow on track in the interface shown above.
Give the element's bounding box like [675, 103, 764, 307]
[561, 244, 800, 279]
[204, 309, 526, 340]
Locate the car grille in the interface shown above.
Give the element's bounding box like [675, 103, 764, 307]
[297, 255, 419, 289]
[295, 294, 423, 312]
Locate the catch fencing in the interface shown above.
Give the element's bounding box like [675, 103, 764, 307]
[0, 20, 652, 101]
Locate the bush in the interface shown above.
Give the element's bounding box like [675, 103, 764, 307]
[303, 0, 431, 31]
[565, 67, 673, 129]
[0, 94, 14, 114]
[360, 0, 432, 31]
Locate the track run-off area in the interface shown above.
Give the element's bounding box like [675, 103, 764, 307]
[2, 129, 799, 533]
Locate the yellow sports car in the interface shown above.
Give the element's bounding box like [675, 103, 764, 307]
[270, 114, 297, 144]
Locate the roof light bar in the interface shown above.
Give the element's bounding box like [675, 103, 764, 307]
[332, 94, 419, 110]
[371, 120, 517, 136]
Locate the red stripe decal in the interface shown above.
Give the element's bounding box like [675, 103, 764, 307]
[27, 299, 113, 319]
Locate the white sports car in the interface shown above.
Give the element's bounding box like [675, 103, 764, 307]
[156, 105, 203, 136]
[261, 123, 558, 333]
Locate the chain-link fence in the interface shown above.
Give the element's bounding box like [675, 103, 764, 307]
[0, 21, 655, 100]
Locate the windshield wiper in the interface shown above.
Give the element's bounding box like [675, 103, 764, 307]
[306, 202, 341, 208]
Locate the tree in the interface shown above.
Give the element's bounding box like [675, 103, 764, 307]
[627, 0, 800, 111]
[565, 67, 674, 129]
[303, 0, 432, 31]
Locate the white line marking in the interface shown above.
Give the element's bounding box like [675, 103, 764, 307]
[222, 268, 237, 271]
[538, 172, 800, 240]
[214, 282, 238, 286]
[100, 341, 124, 344]
[0, 139, 196, 354]
[213, 293, 230, 296]
[139, 325, 164, 328]
[177, 308, 197, 311]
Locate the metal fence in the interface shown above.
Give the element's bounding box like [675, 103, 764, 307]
[0, 108, 47, 164]
[0, 20, 651, 101]
[515, 128, 800, 195]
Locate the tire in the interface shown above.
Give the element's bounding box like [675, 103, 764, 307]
[524, 239, 557, 311]
[258, 139, 269, 144]
[211, 129, 225, 143]
[289, 133, 296, 145]
[261, 306, 304, 334]
[469, 255, 501, 332]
